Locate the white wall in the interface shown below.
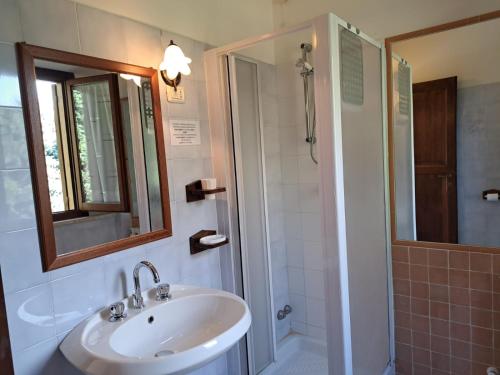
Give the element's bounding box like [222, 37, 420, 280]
[273, 0, 500, 40]
[73, 0, 275, 49]
[0, 1, 227, 374]
[393, 17, 500, 88]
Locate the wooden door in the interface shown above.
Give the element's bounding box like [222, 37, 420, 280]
[413, 77, 457, 243]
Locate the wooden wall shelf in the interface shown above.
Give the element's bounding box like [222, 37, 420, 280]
[186, 180, 226, 202]
[189, 230, 229, 255]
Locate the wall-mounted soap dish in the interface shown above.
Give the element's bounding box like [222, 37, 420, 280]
[185, 180, 226, 203]
[190, 230, 229, 255]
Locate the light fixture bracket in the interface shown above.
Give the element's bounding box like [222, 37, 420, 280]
[160, 70, 182, 91]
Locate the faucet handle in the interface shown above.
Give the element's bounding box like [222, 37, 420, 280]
[156, 283, 171, 301]
[109, 301, 127, 322]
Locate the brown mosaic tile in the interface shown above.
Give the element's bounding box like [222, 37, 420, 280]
[412, 298, 430, 316]
[471, 344, 493, 364]
[430, 284, 449, 303]
[450, 304, 470, 324]
[493, 293, 500, 311]
[451, 339, 471, 359]
[413, 331, 431, 349]
[450, 322, 471, 342]
[431, 352, 450, 372]
[471, 361, 490, 375]
[412, 314, 430, 333]
[494, 312, 500, 330]
[449, 251, 469, 270]
[412, 282, 430, 299]
[471, 308, 493, 329]
[410, 247, 428, 265]
[430, 302, 449, 320]
[396, 310, 411, 328]
[394, 278, 411, 295]
[470, 253, 492, 273]
[412, 363, 430, 375]
[431, 335, 450, 354]
[449, 269, 469, 288]
[450, 357, 471, 375]
[450, 287, 470, 306]
[470, 271, 492, 291]
[395, 294, 411, 312]
[393, 261, 410, 280]
[430, 318, 449, 337]
[393, 246, 409, 263]
[493, 254, 500, 275]
[429, 249, 448, 268]
[396, 326, 412, 344]
[411, 264, 429, 283]
[471, 326, 493, 347]
[429, 267, 448, 285]
[471, 290, 493, 310]
[412, 347, 430, 366]
[493, 275, 500, 293]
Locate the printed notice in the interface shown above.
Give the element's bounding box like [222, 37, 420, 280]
[170, 119, 201, 146]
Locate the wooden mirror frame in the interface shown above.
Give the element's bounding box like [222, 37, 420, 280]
[385, 10, 500, 252]
[16, 43, 172, 271]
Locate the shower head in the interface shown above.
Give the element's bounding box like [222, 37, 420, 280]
[296, 58, 313, 73]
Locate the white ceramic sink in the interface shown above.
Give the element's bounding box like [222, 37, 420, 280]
[60, 285, 251, 375]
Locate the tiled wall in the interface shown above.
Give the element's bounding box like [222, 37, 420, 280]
[275, 53, 325, 341]
[393, 245, 500, 374]
[0, 0, 227, 374]
[457, 82, 500, 248]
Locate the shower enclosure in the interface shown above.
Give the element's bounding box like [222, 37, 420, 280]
[205, 13, 393, 375]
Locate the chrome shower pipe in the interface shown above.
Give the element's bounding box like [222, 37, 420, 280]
[297, 42, 317, 164]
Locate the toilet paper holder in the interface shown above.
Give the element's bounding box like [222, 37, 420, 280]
[482, 189, 500, 201]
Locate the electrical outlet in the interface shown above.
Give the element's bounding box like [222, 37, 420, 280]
[166, 86, 185, 103]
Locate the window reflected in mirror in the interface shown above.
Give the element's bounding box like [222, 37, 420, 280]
[390, 17, 500, 248]
[34, 60, 163, 255]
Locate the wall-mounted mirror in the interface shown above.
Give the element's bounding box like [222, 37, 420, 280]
[387, 13, 500, 249]
[17, 43, 171, 270]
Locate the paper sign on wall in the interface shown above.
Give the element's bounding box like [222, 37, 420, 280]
[170, 119, 201, 146]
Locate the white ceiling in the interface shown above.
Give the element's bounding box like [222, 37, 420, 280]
[74, 0, 500, 46]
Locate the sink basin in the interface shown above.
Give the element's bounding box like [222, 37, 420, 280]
[60, 285, 251, 375]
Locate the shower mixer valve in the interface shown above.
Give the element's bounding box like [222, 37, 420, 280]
[277, 304, 292, 320]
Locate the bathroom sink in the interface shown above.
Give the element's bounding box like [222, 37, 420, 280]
[60, 285, 251, 375]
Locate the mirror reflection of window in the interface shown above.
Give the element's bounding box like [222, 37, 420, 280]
[33, 61, 163, 256]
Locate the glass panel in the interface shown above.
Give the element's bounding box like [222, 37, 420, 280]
[37, 80, 66, 212]
[71, 80, 120, 204]
[391, 17, 500, 247]
[338, 26, 390, 373]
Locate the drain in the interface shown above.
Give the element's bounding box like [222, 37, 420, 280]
[148, 316, 154, 324]
[155, 350, 175, 357]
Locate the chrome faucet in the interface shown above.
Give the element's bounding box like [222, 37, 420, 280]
[132, 261, 160, 309]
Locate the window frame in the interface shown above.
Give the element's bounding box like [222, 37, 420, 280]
[65, 73, 129, 213]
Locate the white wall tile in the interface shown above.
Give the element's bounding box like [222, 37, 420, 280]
[122, 18, 162, 68]
[299, 183, 320, 213]
[284, 213, 302, 241]
[0, 228, 47, 293]
[301, 213, 321, 242]
[289, 293, 306, 322]
[286, 240, 304, 268]
[5, 284, 56, 352]
[0, 107, 28, 169]
[19, 0, 80, 53]
[281, 156, 298, 184]
[0, 44, 21, 107]
[76, 4, 127, 61]
[287, 266, 305, 295]
[304, 270, 324, 300]
[306, 297, 326, 328]
[303, 241, 323, 271]
[51, 268, 106, 334]
[0, 169, 36, 233]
